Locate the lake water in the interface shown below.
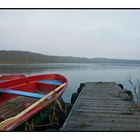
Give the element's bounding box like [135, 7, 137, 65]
[0, 63, 140, 103]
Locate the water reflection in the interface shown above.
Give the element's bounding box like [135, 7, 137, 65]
[0, 63, 140, 102]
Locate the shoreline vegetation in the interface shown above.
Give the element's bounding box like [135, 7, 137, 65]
[0, 50, 140, 64]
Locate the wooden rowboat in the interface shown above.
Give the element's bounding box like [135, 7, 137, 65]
[0, 74, 68, 131]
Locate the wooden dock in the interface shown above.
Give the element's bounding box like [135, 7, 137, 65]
[61, 82, 140, 131]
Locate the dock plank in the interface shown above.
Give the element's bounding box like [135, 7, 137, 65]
[61, 82, 140, 131]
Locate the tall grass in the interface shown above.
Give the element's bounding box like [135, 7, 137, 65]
[128, 76, 140, 111]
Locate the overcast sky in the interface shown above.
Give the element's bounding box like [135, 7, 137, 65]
[0, 10, 140, 59]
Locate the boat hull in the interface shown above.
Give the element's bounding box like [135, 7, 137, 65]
[0, 74, 68, 131]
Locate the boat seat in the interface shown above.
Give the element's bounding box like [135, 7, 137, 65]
[0, 80, 6, 82]
[0, 88, 45, 99]
[37, 80, 63, 85]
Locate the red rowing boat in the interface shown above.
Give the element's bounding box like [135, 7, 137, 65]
[0, 74, 68, 131]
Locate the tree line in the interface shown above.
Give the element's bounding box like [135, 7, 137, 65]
[0, 50, 140, 64]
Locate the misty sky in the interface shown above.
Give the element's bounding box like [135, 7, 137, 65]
[0, 10, 140, 59]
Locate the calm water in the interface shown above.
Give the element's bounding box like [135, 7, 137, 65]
[0, 63, 140, 102]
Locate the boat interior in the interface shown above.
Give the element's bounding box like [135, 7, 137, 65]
[0, 74, 66, 122]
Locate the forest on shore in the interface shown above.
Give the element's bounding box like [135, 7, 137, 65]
[0, 50, 140, 64]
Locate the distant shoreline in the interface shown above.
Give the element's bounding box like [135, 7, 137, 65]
[0, 62, 140, 65]
[0, 50, 140, 64]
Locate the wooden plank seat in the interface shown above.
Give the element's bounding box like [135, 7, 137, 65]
[0, 89, 45, 99]
[37, 80, 63, 85]
[0, 80, 6, 82]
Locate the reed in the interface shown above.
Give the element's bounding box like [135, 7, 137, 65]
[128, 77, 140, 111]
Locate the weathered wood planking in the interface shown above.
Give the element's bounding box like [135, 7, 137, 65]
[61, 82, 140, 131]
